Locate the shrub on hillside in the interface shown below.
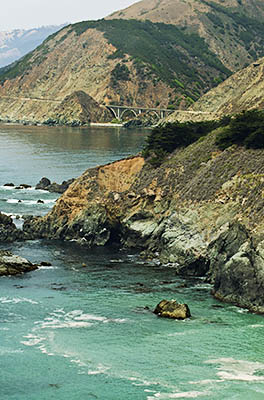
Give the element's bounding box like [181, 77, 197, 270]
[143, 119, 227, 166]
[215, 110, 264, 150]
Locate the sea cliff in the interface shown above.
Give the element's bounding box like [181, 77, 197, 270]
[23, 127, 264, 313]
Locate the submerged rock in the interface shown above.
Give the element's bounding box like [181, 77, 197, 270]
[0, 250, 38, 276]
[154, 299, 191, 319]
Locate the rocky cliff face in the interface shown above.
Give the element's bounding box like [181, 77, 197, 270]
[24, 129, 264, 313]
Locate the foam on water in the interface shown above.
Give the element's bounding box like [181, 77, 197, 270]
[7, 198, 56, 205]
[147, 390, 211, 399]
[0, 296, 38, 305]
[205, 358, 264, 382]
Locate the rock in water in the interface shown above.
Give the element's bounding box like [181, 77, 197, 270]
[0, 250, 38, 276]
[35, 177, 74, 193]
[0, 212, 25, 242]
[154, 299, 191, 319]
[35, 177, 51, 190]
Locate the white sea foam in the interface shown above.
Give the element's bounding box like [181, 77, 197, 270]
[205, 358, 264, 382]
[71, 359, 87, 367]
[0, 185, 47, 193]
[46, 310, 129, 325]
[249, 324, 264, 328]
[88, 363, 110, 375]
[39, 318, 93, 329]
[21, 334, 45, 346]
[0, 347, 24, 355]
[147, 390, 211, 399]
[6, 198, 56, 205]
[0, 296, 38, 305]
[38, 265, 57, 270]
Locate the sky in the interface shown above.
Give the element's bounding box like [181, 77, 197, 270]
[1, 0, 138, 31]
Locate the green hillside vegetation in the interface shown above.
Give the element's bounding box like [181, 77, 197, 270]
[144, 110, 264, 166]
[0, 19, 231, 101]
[68, 19, 230, 100]
[205, 1, 264, 62]
[142, 119, 227, 166]
[215, 110, 264, 150]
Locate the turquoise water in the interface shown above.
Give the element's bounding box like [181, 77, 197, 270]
[1, 124, 264, 399]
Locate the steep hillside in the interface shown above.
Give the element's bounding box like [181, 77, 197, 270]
[109, 0, 264, 72]
[189, 57, 264, 116]
[0, 25, 66, 68]
[0, 19, 230, 124]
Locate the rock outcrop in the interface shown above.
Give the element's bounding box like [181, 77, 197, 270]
[154, 300, 191, 319]
[35, 177, 75, 194]
[0, 213, 25, 242]
[208, 222, 264, 314]
[0, 250, 38, 276]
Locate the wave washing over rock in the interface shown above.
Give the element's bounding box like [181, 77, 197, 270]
[21, 127, 264, 313]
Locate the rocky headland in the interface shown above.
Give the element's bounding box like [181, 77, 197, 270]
[21, 123, 264, 314]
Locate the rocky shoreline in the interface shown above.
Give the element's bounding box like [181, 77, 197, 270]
[2, 128, 264, 313]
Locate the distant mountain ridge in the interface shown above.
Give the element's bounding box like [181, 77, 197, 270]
[108, 0, 264, 72]
[0, 24, 67, 68]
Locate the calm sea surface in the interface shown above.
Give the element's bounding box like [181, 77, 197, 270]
[0, 124, 264, 400]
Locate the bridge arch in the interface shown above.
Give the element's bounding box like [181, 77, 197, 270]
[120, 108, 138, 120]
[106, 107, 118, 120]
[143, 110, 160, 122]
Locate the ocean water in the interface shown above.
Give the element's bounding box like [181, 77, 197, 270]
[1, 124, 264, 400]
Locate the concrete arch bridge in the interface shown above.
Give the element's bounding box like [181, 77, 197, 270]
[106, 105, 175, 121]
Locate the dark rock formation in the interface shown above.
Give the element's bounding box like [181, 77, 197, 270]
[3, 183, 14, 187]
[0, 250, 38, 276]
[208, 222, 264, 314]
[0, 213, 25, 242]
[35, 177, 51, 190]
[35, 177, 74, 193]
[154, 300, 191, 319]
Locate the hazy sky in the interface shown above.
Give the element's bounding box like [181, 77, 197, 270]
[2, 0, 138, 31]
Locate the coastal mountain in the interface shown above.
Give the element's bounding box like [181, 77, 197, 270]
[0, 18, 230, 124]
[1, 0, 264, 124]
[0, 25, 66, 68]
[109, 0, 264, 72]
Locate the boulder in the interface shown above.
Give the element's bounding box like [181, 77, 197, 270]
[0, 250, 38, 276]
[154, 299, 191, 319]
